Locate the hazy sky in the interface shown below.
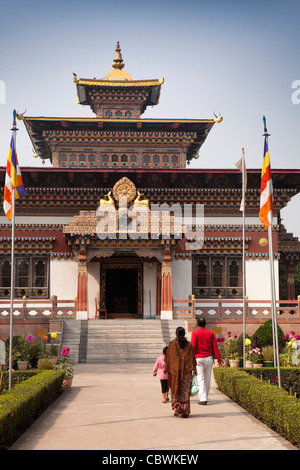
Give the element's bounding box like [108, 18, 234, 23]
[0, 0, 299, 235]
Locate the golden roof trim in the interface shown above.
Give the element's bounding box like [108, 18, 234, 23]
[23, 116, 215, 124]
[74, 77, 164, 87]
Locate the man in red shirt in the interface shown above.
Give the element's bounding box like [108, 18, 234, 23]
[191, 317, 222, 405]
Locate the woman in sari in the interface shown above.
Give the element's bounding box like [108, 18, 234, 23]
[164, 326, 197, 418]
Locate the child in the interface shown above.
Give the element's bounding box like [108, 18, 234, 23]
[153, 346, 169, 403]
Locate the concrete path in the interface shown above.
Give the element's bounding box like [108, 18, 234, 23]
[10, 363, 296, 451]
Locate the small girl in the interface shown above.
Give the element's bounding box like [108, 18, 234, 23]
[153, 346, 169, 403]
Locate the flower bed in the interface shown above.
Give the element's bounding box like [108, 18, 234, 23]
[0, 369, 65, 449]
[213, 367, 300, 449]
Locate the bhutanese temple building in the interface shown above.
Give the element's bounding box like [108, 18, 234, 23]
[1, 42, 300, 337]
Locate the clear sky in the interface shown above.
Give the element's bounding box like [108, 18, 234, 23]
[0, 0, 299, 235]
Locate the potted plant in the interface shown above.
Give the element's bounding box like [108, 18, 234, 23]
[215, 336, 225, 366]
[5, 335, 22, 369]
[49, 332, 59, 364]
[28, 341, 42, 368]
[249, 347, 262, 368]
[245, 338, 253, 368]
[40, 334, 49, 358]
[17, 335, 32, 370]
[225, 333, 239, 367]
[262, 345, 274, 367]
[56, 346, 74, 389]
[280, 331, 300, 366]
[229, 352, 240, 367]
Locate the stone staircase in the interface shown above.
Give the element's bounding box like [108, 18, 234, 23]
[60, 319, 189, 363]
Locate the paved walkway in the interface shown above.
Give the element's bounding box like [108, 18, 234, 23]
[10, 363, 296, 451]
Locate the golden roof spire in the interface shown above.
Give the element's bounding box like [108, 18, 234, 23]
[112, 41, 125, 70]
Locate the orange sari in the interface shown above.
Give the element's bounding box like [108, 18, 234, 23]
[164, 338, 196, 417]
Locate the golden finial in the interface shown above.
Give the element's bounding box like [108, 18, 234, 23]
[112, 41, 125, 70]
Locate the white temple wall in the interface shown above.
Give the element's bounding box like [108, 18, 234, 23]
[50, 259, 77, 300]
[143, 261, 157, 318]
[171, 259, 192, 300]
[246, 259, 279, 301]
[87, 262, 101, 319]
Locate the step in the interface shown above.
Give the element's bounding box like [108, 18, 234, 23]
[61, 319, 188, 364]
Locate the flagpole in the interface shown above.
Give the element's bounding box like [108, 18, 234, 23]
[8, 111, 18, 390]
[241, 148, 246, 367]
[263, 118, 281, 388]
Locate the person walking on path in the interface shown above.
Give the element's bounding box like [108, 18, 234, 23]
[153, 346, 169, 403]
[191, 317, 222, 405]
[164, 326, 197, 418]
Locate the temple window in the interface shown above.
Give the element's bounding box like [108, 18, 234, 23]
[60, 154, 67, 166]
[125, 110, 132, 118]
[105, 110, 112, 118]
[121, 154, 128, 163]
[153, 155, 160, 165]
[102, 154, 109, 164]
[171, 155, 178, 164]
[193, 256, 242, 298]
[88, 154, 96, 165]
[115, 110, 122, 118]
[79, 154, 86, 165]
[143, 155, 150, 164]
[0, 257, 49, 298]
[70, 154, 76, 166]
[130, 155, 137, 165]
[112, 154, 118, 163]
[162, 155, 169, 164]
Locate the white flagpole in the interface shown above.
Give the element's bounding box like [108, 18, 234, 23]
[8, 113, 18, 390]
[241, 148, 246, 368]
[263, 120, 281, 388]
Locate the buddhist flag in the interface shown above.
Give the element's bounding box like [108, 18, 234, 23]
[259, 136, 273, 229]
[3, 112, 27, 220]
[235, 150, 247, 211]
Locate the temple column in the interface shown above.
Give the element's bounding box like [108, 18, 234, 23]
[156, 262, 162, 317]
[160, 251, 173, 319]
[76, 249, 88, 319]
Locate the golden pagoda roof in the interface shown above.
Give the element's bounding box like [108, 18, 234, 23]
[73, 41, 164, 87]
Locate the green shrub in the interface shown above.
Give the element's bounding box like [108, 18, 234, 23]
[37, 358, 53, 370]
[0, 369, 65, 449]
[254, 319, 285, 350]
[214, 367, 300, 448]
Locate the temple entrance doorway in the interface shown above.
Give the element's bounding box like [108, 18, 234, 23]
[100, 259, 143, 318]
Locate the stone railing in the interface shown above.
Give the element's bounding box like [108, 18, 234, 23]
[0, 296, 76, 321]
[173, 296, 300, 320]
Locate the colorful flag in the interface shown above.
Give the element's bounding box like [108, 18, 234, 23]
[3, 113, 27, 220]
[259, 137, 273, 229]
[235, 151, 247, 211]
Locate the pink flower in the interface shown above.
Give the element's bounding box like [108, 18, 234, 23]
[295, 335, 300, 340]
[26, 334, 34, 343]
[290, 331, 295, 336]
[61, 347, 70, 356]
[285, 334, 290, 341]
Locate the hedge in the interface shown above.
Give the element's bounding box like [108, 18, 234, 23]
[0, 370, 39, 393]
[213, 367, 300, 449]
[245, 367, 300, 397]
[0, 369, 65, 449]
